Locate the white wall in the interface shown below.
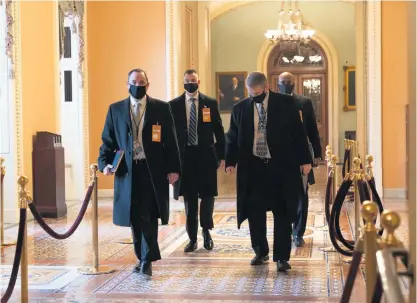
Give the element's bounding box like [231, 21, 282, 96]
[211, 1, 356, 154]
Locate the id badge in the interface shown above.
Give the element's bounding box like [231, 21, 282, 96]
[133, 140, 143, 154]
[152, 124, 162, 142]
[202, 107, 211, 123]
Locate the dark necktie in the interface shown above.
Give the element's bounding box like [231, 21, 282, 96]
[188, 98, 197, 145]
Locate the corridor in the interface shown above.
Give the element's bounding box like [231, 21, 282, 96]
[0, 168, 410, 302]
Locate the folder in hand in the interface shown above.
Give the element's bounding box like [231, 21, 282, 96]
[110, 150, 124, 173]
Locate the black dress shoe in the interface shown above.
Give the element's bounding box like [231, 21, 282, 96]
[133, 261, 142, 273]
[202, 230, 214, 251]
[277, 260, 291, 272]
[293, 237, 305, 247]
[250, 255, 269, 265]
[140, 261, 152, 276]
[184, 241, 197, 252]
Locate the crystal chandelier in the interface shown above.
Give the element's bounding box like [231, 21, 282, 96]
[265, 0, 315, 44]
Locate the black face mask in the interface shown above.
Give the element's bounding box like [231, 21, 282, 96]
[129, 85, 147, 99]
[184, 83, 199, 94]
[251, 91, 266, 103]
[278, 84, 295, 94]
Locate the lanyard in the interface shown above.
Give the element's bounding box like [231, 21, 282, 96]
[130, 104, 146, 135]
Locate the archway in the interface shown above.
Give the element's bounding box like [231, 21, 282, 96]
[267, 40, 329, 157]
[257, 31, 339, 157]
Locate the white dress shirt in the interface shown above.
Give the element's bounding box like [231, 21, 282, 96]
[185, 92, 199, 144]
[253, 93, 271, 158]
[130, 95, 147, 160]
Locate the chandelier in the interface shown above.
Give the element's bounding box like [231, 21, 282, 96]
[264, 0, 315, 44]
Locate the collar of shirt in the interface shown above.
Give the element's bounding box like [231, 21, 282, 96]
[185, 92, 199, 103]
[255, 91, 269, 110]
[130, 95, 146, 108]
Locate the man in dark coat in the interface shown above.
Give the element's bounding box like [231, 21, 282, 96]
[225, 72, 312, 272]
[98, 68, 181, 276]
[170, 69, 225, 252]
[278, 72, 322, 247]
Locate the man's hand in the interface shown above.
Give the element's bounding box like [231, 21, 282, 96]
[226, 166, 235, 175]
[301, 164, 312, 175]
[103, 164, 114, 176]
[233, 97, 240, 101]
[168, 173, 179, 185]
[313, 158, 321, 167]
[219, 160, 225, 169]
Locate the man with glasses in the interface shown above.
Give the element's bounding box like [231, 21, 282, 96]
[169, 69, 225, 252]
[225, 71, 312, 272]
[98, 68, 181, 276]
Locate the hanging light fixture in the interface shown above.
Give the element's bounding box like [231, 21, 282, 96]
[264, 0, 315, 45]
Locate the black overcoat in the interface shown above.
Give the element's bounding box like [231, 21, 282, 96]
[169, 92, 225, 199]
[225, 91, 312, 227]
[98, 96, 181, 227]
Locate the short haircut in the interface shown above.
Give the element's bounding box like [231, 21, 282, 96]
[184, 69, 198, 76]
[246, 72, 267, 87]
[127, 68, 149, 83]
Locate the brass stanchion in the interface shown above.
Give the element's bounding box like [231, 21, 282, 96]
[1, 157, 16, 247]
[379, 210, 401, 248]
[78, 164, 116, 275]
[365, 155, 374, 202]
[318, 154, 337, 252]
[361, 200, 379, 303]
[18, 176, 29, 303]
[342, 157, 363, 264]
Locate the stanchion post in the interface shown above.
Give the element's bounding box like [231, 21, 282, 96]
[361, 200, 379, 303]
[78, 164, 115, 275]
[379, 210, 401, 248]
[352, 158, 362, 244]
[325, 145, 332, 175]
[365, 155, 374, 202]
[1, 157, 16, 247]
[17, 176, 29, 303]
[318, 154, 337, 253]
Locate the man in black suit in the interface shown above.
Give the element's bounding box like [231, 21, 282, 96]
[98, 68, 181, 276]
[278, 72, 322, 247]
[225, 72, 312, 272]
[219, 77, 245, 111]
[170, 69, 225, 252]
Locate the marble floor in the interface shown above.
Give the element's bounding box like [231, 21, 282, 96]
[1, 166, 410, 303]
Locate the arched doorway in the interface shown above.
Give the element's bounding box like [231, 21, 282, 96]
[267, 41, 328, 157]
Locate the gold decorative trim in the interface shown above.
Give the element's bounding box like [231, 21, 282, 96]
[12, 0, 22, 176]
[82, 2, 89, 189]
[343, 65, 356, 111]
[5, 0, 14, 79]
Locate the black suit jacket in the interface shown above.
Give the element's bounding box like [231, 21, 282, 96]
[169, 92, 225, 198]
[225, 91, 313, 226]
[98, 96, 181, 227]
[294, 94, 322, 159]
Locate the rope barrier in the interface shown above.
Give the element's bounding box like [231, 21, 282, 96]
[1, 209, 26, 303]
[28, 183, 94, 239]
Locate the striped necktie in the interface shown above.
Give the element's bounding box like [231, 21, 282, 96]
[188, 98, 197, 146]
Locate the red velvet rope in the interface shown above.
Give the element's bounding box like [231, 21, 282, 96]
[1, 208, 26, 303]
[28, 183, 94, 240]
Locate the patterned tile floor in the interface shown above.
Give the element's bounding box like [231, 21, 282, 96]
[0, 166, 410, 302]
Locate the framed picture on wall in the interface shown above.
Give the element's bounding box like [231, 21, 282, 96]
[216, 71, 248, 113]
[343, 66, 356, 111]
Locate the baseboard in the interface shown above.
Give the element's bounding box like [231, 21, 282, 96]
[98, 189, 114, 198]
[383, 188, 407, 199]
